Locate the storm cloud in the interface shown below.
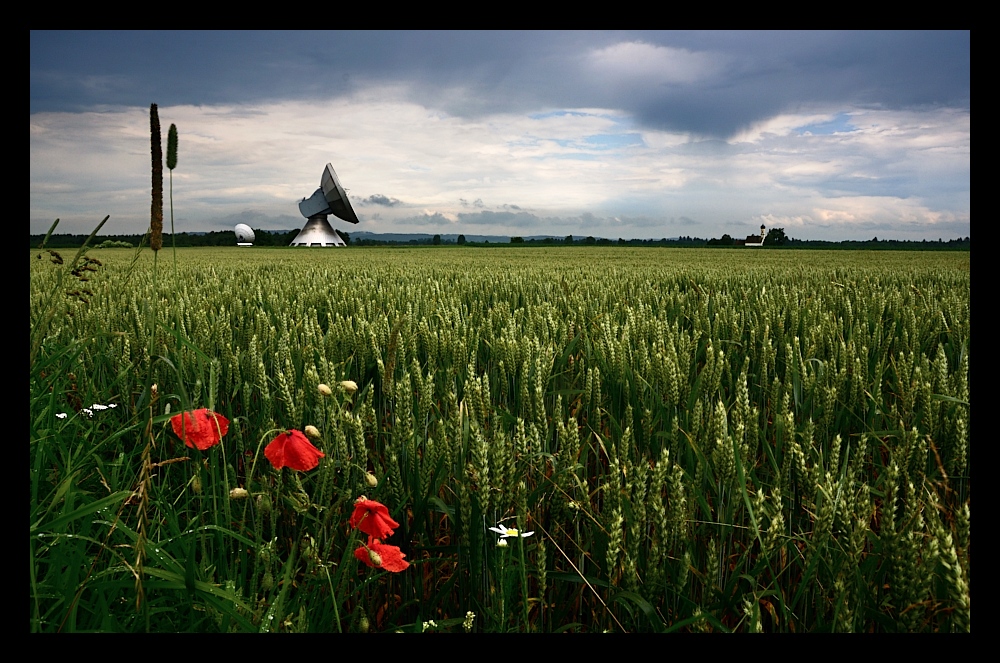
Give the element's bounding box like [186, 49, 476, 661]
[30, 31, 969, 240]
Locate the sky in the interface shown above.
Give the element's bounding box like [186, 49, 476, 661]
[30, 31, 970, 241]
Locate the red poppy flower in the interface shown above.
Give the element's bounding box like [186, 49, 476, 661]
[354, 537, 409, 572]
[349, 498, 399, 539]
[264, 429, 326, 471]
[170, 408, 229, 450]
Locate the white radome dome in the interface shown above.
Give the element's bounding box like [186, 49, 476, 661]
[234, 224, 255, 244]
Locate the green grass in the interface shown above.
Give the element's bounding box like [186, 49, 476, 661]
[30, 245, 970, 632]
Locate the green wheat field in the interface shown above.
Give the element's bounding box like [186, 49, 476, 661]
[29, 245, 970, 632]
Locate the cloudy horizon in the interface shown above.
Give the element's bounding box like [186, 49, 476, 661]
[30, 31, 970, 241]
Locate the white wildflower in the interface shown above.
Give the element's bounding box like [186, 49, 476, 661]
[489, 522, 534, 539]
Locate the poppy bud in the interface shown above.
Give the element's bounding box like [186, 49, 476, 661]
[304, 425, 321, 440]
[229, 487, 249, 499]
[191, 474, 202, 494]
[365, 472, 379, 488]
[318, 383, 333, 397]
[367, 549, 383, 567]
[340, 380, 358, 394]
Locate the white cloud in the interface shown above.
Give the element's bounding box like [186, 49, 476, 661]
[586, 42, 725, 86]
[729, 112, 839, 144]
[810, 196, 959, 226]
[29, 93, 969, 241]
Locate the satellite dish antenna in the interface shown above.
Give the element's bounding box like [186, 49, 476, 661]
[235, 223, 255, 246]
[291, 163, 359, 247]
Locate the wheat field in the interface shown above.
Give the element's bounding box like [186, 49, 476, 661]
[29, 246, 970, 632]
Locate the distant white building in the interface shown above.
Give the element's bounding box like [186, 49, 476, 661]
[744, 224, 767, 247]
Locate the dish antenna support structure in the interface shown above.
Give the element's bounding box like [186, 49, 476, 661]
[291, 163, 360, 247]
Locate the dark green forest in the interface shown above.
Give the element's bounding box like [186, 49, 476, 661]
[30, 228, 970, 251]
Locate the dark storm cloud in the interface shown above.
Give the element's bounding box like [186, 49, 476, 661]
[622, 31, 971, 137]
[31, 31, 968, 139]
[396, 210, 544, 228]
[363, 194, 402, 207]
[29, 30, 550, 113]
[401, 212, 452, 227]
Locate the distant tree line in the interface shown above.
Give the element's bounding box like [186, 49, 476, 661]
[31, 229, 970, 251]
[501, 236, 708, 247]
[31, 231, 710, 249]
[31, 228, 311, 249]
[705, 228, 969, 251]
[708, 227, 788, 246]
[780, 236, 971, 251]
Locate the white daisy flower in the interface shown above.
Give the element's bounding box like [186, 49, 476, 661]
[488, 522, 534, 539]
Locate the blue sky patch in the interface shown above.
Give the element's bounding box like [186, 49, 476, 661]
[798, 113, 856, 136]
[584, 133, 644, 150]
